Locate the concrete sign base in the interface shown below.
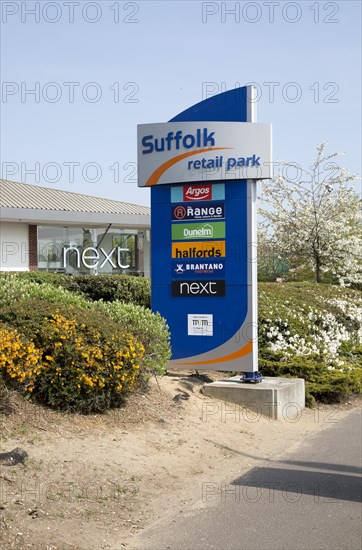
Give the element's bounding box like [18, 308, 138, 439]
[203, 377, 305, 421]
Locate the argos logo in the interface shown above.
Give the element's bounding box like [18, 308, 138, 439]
[183, 184, 212, 202]
[171, 183, 224, 204]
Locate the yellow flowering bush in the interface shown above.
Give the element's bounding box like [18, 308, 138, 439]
[0, 300, 144, 413]
[0, 322, 42, 392]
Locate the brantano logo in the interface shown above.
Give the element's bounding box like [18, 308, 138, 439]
[172, 260, 225, 278]
[186, 262, 223, 271]
[142, 128, 215, 154]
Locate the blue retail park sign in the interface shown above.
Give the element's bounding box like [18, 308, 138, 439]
[138, 86, 272, 376]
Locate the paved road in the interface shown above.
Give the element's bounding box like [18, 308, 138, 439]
[132, 408, 362, 550]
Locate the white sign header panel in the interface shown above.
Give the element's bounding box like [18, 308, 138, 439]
[137, 122, 272, 187]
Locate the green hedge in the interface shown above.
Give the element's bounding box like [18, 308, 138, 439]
[7, 272, 151, 307]
[1, 275, 361, 407]
[259, 354, 362, 406]
[258, 283, 362, 405]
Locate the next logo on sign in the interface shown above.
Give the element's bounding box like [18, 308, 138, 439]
[172, 280, 225, 297]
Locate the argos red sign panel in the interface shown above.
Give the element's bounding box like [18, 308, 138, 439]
[183, 184, 211, 201]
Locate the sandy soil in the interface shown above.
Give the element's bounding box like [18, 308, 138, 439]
[1, 372, 360, 550]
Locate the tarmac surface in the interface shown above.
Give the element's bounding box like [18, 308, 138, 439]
[132, 407, 362, 550]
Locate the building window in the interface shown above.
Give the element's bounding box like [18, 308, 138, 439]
[37, 226, 149, 276]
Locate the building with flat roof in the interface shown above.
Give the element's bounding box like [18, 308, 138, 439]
[0, 179, 151, 275]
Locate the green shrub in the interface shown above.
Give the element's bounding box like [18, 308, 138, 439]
[0, 300, 144, 413]
[259, 355, 362, 405]
[0, 274, 90, 309]
[62, 275, 120, 302]
[8, 271, 70, 287]
[113, 276, 151, 308]
[0, 321, 42, 392]
[64, 275, 151, 307]
[258, 283, 362, 405]
[258, 283, 361, 364]
[2, 272, 151, 307]
[96, 301, 171, 376]
[0, 275, 169, 377]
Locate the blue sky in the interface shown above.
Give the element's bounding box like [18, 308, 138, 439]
[1, 0, 361, 205]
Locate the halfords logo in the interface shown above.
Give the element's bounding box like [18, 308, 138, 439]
[172, 241, 226, 259]
[172, 280, 225, 297]
[184, 184, 212, 201]
[142, 128, 215, 154]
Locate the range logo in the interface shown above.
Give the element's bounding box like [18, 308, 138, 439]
[183, 184, 211, 202]
[173, 205, 187, 220]
[172, 280, 226, 297]
[172, 260, 225, 278]
[172, 222, 225, 241]
[172, 241, 226, 259]
[172, 202, 225, 221]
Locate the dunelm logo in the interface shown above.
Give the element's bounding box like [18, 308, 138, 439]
[172, 222, 225, 242]
[183, 224, 213, 238]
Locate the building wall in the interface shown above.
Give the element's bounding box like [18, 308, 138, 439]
[0, 221, 29, 271]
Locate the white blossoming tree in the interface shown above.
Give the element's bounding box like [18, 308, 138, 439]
[259, 144, 361, 285]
